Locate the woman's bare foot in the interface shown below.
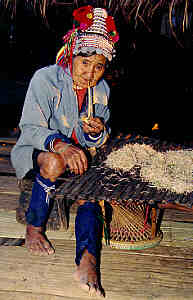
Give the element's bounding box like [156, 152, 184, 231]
[73, 250, 104, 297]
[25, 224, 55, 256]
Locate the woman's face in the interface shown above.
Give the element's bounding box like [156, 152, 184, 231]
[72, 54, 106, 89]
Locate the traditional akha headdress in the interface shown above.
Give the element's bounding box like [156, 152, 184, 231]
[56, 6, 119, 71]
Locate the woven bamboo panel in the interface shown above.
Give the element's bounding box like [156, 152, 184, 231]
[48, 134, 193, 209]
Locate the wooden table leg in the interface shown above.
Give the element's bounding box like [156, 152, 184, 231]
[151, 207, 157, 239]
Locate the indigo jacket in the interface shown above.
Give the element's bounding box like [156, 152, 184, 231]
[11, 64, 110, 179]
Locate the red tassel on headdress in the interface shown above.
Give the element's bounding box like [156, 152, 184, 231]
[56, 6, 94, 72]
[56, 28, 78, 73]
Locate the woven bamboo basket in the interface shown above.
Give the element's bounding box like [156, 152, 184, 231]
[101, 200, 163, 250]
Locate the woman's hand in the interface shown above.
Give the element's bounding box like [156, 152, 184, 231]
[54, 143, 88, 175]
[82, 117, 104, 136]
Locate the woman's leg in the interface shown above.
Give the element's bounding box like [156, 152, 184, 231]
[73, 201, 104, 297]
[25, 151, 66, 255]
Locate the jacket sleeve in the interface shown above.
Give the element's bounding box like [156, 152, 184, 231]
[19, 69, 65, 151]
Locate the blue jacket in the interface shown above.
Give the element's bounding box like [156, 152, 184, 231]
[11, 64, 110, 179]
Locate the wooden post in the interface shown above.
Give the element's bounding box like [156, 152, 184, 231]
[151, 207, 157, 239]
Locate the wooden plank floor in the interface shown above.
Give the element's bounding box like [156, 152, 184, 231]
[1, 137, 193, 299]
[2, 209, 193, 248]
[0, 241, 193, 300]
[1, 187, 193, 299]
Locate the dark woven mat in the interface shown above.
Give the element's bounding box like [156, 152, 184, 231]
[55, 134, 193, 208]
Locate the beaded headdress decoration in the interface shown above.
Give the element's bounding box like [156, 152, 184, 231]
[56, 6, 119, 71]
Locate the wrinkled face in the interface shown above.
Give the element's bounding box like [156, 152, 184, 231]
[72, 54, 106, 89]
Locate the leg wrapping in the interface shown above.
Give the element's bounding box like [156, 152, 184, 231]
[75, 202, 102, 266]
[26, 174, 56, 227]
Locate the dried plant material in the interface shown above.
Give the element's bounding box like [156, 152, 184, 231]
[104, 144, 137, 172]
[104, 143, 158, 172]
[129, 143, 158, 163]
[104, 144, 193, 194]
[141, 149, 193, 194]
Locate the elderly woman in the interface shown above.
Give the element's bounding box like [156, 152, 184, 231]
[11, 6, 119, 297]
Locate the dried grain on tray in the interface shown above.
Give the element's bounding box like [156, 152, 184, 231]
[104, 143, 193, 194]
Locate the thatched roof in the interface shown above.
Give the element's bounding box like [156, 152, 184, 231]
[1, 0, 193, 46]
